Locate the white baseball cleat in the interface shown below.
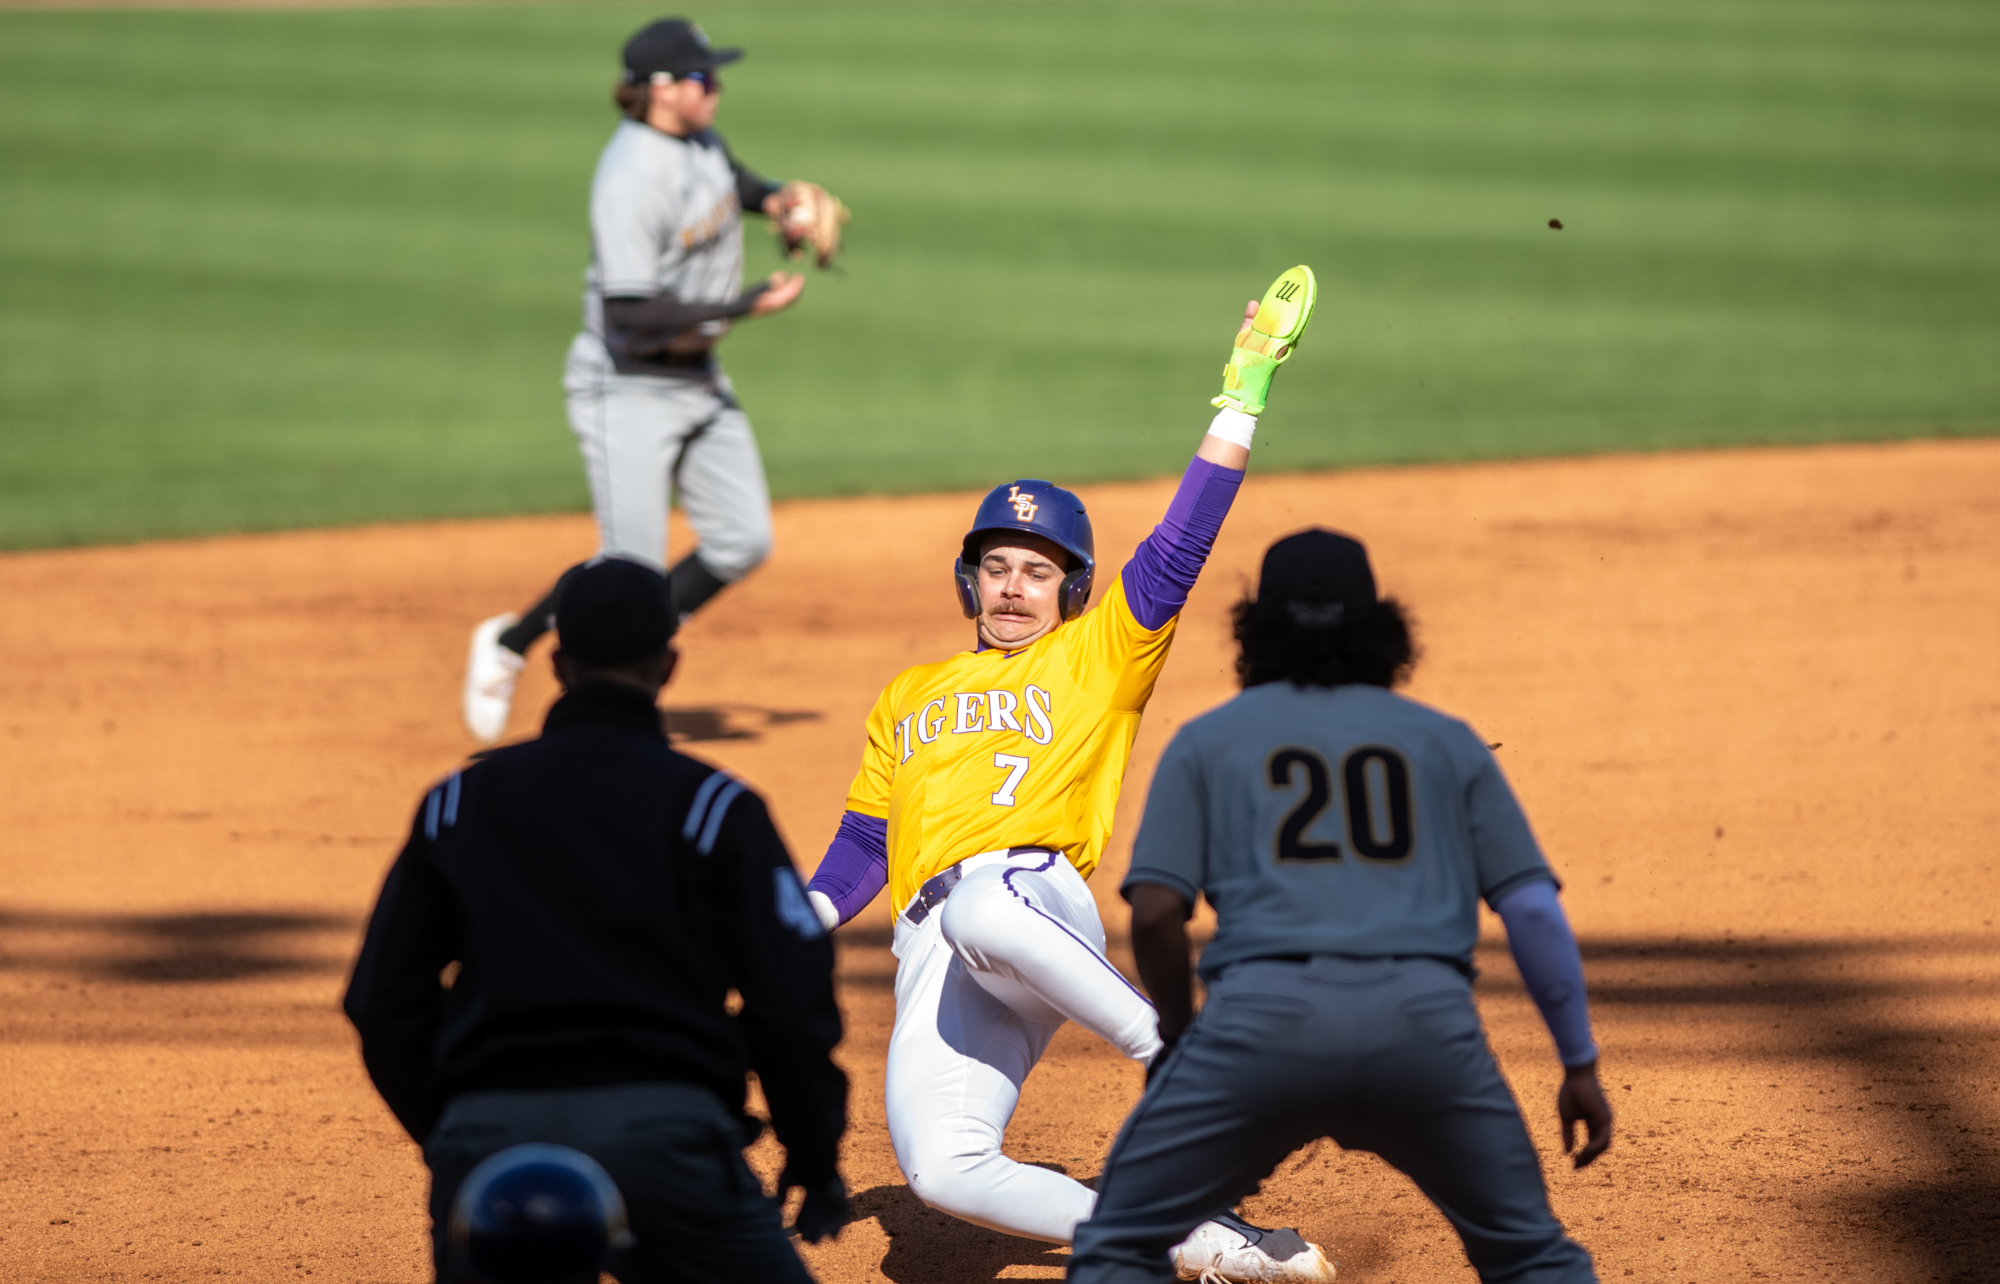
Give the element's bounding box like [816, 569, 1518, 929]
[463, 613, 525, 746]
[1173, 1214, 1336, 1284]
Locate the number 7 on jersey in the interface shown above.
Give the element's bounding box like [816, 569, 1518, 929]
[991, 753, 1030, 807]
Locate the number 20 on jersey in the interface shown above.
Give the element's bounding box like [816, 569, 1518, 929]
[1267, 745, 1414, 864]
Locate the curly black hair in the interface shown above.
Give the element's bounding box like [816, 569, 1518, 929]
[1232, 594, 1419, 690]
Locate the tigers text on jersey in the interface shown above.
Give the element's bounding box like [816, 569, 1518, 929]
[1126, 682, 1556, 979]
[847, 576, 1176, 915]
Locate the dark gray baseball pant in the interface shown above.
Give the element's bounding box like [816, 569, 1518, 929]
[1069, 955, 1596, 1284]
[424, 1081, 815, 1284]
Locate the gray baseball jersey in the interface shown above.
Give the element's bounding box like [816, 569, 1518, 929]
[1125, 682, 1554, 979]
[583, 121, 749, 353]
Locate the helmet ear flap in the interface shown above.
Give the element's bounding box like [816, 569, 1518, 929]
[957, 559, 1092, 621]
[1059, 565, 1094, 620]
[953, 558, 980, 619]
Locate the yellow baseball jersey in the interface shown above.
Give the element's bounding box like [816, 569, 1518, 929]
[846, 575, 1177, 915]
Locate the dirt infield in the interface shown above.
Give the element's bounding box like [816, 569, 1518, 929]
[3, 439, 1998, 1282]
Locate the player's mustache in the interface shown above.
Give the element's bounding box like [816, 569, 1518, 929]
[987, 594, 1035, 615]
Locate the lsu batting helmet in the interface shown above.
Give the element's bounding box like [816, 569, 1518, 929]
[955, 479, 1096, 621]
[448, 1144, 635, 1284]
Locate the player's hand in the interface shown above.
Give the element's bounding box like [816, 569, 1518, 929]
[789, 1174, 852, 1243]
[1197, 301, 1268, 471]
[1558, 1062, 1614, 1169]
[750, 271, 805, 316]
[1231, 298, 1258, 346]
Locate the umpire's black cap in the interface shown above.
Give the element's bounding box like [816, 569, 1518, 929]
[556, 557, 676, 663]
[622, 18, 744, 80]
[1256, 528, 1378, 625]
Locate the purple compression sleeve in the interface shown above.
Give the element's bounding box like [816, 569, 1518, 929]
[1494, 878, 1600, 1067]
[807, 810, 888, 928]
[1121, 456, 1245, 630]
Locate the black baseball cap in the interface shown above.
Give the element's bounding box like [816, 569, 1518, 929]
[1256, 528, 1378, 623]
[622, 18, 743, 81]
[555, 557, 677, 663]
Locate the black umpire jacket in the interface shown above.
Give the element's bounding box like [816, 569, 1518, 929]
[343, 682, 847, 1187]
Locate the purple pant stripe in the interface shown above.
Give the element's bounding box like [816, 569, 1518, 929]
[999, 852, 1154, 1009]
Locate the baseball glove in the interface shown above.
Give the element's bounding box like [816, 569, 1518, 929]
[772, 181, 850, 269]
[1213, 265, 1317, 416]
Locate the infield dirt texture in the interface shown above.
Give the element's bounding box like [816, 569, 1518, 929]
[5, 441, 2000, 1281]
[4, 0, 2000, 1280]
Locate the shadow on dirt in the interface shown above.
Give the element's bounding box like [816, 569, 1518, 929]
[1483, 933, 2000, 1282]
[662, 704, 822, 744]
[0, 906, 355, 982]
[837, 928, 2000, 1280]
[832, 925, 896, 991]
[851, 1181, 1079, 1283]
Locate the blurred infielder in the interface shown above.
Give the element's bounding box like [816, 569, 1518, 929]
[1071, 530, 1613, 1284]
[463, 15, 849, 744]
[805, 270, 1336, 1282]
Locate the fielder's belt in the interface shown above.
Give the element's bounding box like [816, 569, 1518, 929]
[902, 847, 1059, 927]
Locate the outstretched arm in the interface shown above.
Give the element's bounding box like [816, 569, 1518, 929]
[1120, 441, 1246, 631]
[1117, 304, 1265, 630]
[1191, 299, 1263, 472]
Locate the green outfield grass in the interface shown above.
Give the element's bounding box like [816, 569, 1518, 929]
[1, 0, 1996, 548]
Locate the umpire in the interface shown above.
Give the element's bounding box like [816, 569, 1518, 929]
[1070, 530, 1611, 1284]
[346, 556, 849, 1284]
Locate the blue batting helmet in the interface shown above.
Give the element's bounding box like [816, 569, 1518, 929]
[954, 479, 1095, 621]
[448, 1144, 634, 1284]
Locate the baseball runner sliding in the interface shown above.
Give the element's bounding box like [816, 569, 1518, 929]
[463, 16, 848, 745]
[806, 270, 1336, 1282]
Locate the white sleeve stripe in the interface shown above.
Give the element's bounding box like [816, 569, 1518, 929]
[696, 781, 747, 857]
[682, 770, 735, 840]
[442, 773, 462, 827]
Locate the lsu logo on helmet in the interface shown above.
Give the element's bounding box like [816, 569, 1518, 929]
[957, 478, 1096, 621]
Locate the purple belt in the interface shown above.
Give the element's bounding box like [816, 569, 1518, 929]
[902, 847, 1057, 927]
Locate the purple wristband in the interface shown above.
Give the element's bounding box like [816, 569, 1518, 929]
[1121, 455, 1244, 630]
[807, 810, 888, 927]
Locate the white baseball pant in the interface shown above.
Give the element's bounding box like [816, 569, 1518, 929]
[562, 333, 773, 580]
[886, 848, 1163, 1244]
